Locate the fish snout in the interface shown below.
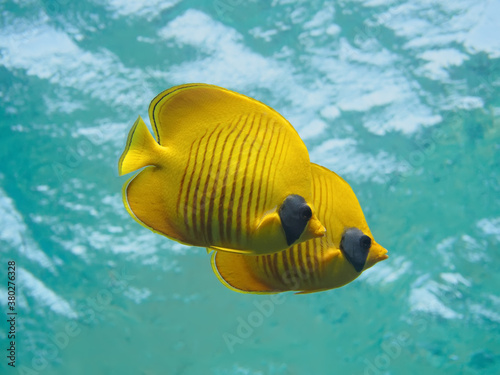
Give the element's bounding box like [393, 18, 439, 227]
[366, 241, 388, 269]
[303, 214, 326, 241]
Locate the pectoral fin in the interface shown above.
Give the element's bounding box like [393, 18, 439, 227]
[253, 211, 287, 249]
[256, 210, 281, 231]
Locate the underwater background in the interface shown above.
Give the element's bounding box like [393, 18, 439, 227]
[1, 0, 499, 374]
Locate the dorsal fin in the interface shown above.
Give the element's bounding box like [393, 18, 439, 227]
[148, 83, 300, 145]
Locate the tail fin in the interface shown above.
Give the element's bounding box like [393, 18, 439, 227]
[118, 116, 162, 176]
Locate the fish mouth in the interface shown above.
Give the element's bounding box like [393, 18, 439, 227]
[366, 241, 389, 268]
[303, 215, 326, 241]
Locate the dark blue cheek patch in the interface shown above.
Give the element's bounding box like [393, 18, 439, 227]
[279, 194, 311, 246]
[340, 227, 371, 272]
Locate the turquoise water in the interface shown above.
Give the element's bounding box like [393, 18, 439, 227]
[1, 0, 499, 374]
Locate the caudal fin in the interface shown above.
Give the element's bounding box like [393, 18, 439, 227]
[118, 116, 161, 176]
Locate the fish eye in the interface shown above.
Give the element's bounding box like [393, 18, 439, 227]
[339, 227, 371, 272]
[360, 235, 371, 250]
[300, 205, 312, 220]
[279, 194, 312, 246]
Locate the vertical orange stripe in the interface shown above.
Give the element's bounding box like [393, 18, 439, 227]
[269, 131, 288, 198]
[317, 173, 324, 278]
[313, 246, 320, 281]
[297, 243, 306, 282]
[190, 131, 211, 239]
[176, 140, 195, 215]
[272, 253, 281, 285]
[305, 241, 315, 282]
[261, 127, 283, 213]
[207, 125, 234, 244]
[317, 173, 323, 221]
[288, 247, 298, 288]
[253, 117, 275, 217]
[325, 175, 333, 277]
[242, 113, 265, 242]
[218, 115, 245, 243]
[266, 254, 278, 282]
[183, 133, 206, 234]
[226, 116, 253, 244]
[234, 113, 257, 243]
[278, 134, 291, 168]
[319, 173, 331, 278]
[198, 126, 223, 243]
[320, 173, 328, 230]
[281, 249, 290, 285]
[261, 255, 270, 278]
[317, 238, 324, 278]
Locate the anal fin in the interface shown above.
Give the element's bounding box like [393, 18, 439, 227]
[123, 166, 188, 244]
[211, 252, 278, 294]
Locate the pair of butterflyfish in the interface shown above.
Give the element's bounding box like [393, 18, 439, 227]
[118, 83, 388, 294]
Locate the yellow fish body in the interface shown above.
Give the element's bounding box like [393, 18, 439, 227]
[211, 163, 389, 293]
[118, 84, 325, 254]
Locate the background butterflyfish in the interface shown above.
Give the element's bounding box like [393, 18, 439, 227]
[210, 163, 388, 293]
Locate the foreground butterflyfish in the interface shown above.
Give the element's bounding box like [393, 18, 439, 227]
[118, 84, 326, 255]
[211, 163, 388, 293]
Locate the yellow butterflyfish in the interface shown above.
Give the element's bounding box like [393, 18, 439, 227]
[118, 84, 326, 254]
[210, 163, 388, 293]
